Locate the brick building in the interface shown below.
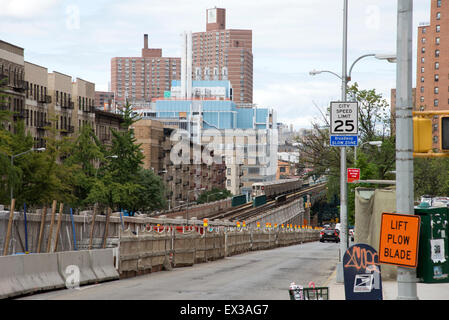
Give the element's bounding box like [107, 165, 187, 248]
[1, 39, 123, 149]
[133, 120, 226, 208]
[416, 0, 449, 149]
[192, 8, 253, 105]
[110, 35, 181, 107]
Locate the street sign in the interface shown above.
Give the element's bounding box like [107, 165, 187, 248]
[378, 212, 421, 268]
[330, 101, 358, 147]
[330, 135, 358, 146]
[347, 168, 360, 183]
[330, 101, 358, 135]
[343, 244, 383, 300]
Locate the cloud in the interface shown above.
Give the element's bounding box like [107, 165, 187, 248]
[0, 0, 60, 18]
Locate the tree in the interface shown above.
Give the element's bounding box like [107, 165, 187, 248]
[131, 168, 167, 212]
[197, 188, 232, 204]
[18, 118, 76, 207]
[297, 83, 395, 224]
[64, 123, 105, 208]
[87, 100, 165, 213]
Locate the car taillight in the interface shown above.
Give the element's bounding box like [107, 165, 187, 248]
[335, 231, 339, 237]
[320, 231, 324, 236]
[261, 186, 264, 190]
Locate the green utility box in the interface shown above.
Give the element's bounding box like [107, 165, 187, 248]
[232, 194, 247, 207]
[415, 206, 449, 283]
[253, 195, 267, 207]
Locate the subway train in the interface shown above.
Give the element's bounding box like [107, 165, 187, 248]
[251, 178, 303, 200]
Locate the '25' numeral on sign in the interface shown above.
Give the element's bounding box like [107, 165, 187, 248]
[334, 120, 355, 133]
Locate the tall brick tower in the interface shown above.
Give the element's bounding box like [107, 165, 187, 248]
[416, 0, 448, 149]
[192, 8, 253, 105]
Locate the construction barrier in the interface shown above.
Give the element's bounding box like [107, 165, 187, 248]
[0, 248, 119, 299]
[119, 227, 171, 277]
[89, 248, 119, 282]
[173, 229, 199, 268]
[117, 227, 320, 278]
[57, 250, 97, 286]
[226, 229, 251, 256]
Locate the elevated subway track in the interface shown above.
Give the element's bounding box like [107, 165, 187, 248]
[206, 182, 327, 222]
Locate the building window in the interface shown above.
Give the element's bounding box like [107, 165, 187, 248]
[436, 49, 440, 57]
[435, 87, 439, 94]
[434, 99, 439, 107]
[435, 74, 439, 81]
[437, 12, 441, 20]
[437, 25, 441, 32]
[436, 62, 440, 70]
[227, 179, 231, 187]
[421, 67, 425, 73]
[421, 96, 425, 103]
[437, 0, 441, 8]
[436, 37, 440, 45]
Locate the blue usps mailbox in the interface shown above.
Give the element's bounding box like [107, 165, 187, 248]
[343, 243, 383, 300]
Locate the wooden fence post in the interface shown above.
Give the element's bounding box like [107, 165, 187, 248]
[46, 200, 57, 253]
[89, 204, 97, 250]
[53, 203, 64, 252]
[103, 207, 111, 249]
[3, 199, 16, 256]
[37, 205, 47, 253]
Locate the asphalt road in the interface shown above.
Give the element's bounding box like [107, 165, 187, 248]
[19, 241, 339, 300]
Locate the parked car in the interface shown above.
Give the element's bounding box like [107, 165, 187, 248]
[320, 227, 340, 243]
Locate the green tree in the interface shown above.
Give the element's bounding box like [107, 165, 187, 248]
[64, 124, 105, 208]
[87, 101, 165, 213]
[18, 119, 76, 207]
[197, 188, 232, 204]
[297, 83, 395, 224]
[131, 168, 167, 212]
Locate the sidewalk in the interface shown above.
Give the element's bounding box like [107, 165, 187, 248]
[325, 269, 449, 300]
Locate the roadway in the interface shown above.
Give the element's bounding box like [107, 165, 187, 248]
[18, 241, 339, 300]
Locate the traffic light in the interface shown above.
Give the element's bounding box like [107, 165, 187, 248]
[440, 116, 449, 151]
[413, 117, 432, 153]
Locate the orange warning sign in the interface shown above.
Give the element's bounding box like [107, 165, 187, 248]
[378, 212, 421, 268]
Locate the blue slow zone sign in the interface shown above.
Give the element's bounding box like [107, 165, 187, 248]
[330, 135, 358, 146]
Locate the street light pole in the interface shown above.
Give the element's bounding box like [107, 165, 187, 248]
[336, 0, 349, 284]
[396, 0, 417, 300]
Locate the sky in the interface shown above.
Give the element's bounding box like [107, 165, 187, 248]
[0, 0, 431, 129]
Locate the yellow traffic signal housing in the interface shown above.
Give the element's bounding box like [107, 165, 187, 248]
[413, 117, 433, 153]
[441, 116, 449, 152]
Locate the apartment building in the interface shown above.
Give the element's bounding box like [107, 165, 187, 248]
[110, 34, 181, 107]
[133, 120, 226, 208]
[1, 39, 123, 149]
[0, 40, 26, 130]
[95, 91, 115, 111]
[416, 0, 449, 149]
[192, 8, 253, 104]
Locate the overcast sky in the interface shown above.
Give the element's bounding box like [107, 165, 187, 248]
[0, 0, 430, 129]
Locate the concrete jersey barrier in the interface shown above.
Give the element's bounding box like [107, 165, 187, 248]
[0, 249, 119, 299]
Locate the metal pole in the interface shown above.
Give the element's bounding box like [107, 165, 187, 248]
[396, 0, 417, 300]
[336, 0, 349, 283]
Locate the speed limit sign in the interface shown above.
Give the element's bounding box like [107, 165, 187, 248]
[330, 102, 358, 135]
